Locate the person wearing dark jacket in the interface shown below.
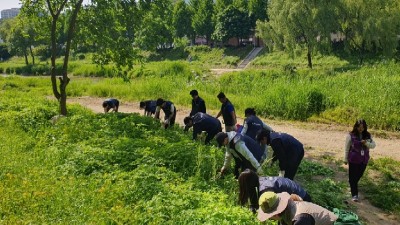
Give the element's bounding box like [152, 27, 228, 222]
[241, 108, 274, 140]
[257, 130, 304, 180]
[216, 131, 264, 178]
[184, 112, 222, 144]
[216, 92, 236, 132]
[189, 90, 206, 116]
[344, 119, 376, 202]
[238, 169, 312, 213]
[155, 98, 176, 129]
[102, 98, 119, 113]
[139, 100, 157, 116]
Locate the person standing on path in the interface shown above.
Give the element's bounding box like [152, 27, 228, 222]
[257, 130, 304, 180]
[344, 119, 376, 202]
[189, 90, 206, 116]
[102, 98, 119, 113]
[216, 92, 237, 132]
[183, 112, 222, 144]
[155, 98, 177, 129]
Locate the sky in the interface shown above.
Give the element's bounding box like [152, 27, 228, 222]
[0, 0, 22, 13]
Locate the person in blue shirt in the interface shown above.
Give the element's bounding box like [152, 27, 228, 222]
[241, 108, 274, 140]
[102, 98, 119, 113]
[257, 130, 304, 180]
[216, 92, 237, 132]
[155, 98, 176, 129]
[238, 169, 312, 213]
[184, 112, 222, 144]
[140, 100, 157, 116]
[189, 90, 206, 116]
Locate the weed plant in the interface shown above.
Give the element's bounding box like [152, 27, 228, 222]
[361, 158, 400, 214]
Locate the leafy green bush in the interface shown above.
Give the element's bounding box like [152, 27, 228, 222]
[361, 158, 400, 213]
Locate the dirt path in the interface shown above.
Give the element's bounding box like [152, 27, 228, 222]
[68, 96, 399, 225]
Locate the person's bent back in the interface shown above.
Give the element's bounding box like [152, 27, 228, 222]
[103, 99, 119, 113]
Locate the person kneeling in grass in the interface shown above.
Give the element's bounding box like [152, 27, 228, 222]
[102, 98, 119, 113]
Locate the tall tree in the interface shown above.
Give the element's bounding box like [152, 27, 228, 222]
[213, 5, 253, 46]
[135, 0, 173, 51]
[0, 16, 37, 65]
[22, 0, 84, 116]
[172, 0, 193, 39]
[78, 0, 140, 70]
[256, 0, 340, 68]
[191, 0, 214, 44]
[248, 0, 268, 22]
[339, 0, 400, 63]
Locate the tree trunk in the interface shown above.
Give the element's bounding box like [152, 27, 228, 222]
[24, 50, 29, 65]
[307, 51, 312, 68]
[29, 45, 35, 65]
[59, 76, 68, 115]
[50, 16, 61, 102]
[307, 46, 313, 69]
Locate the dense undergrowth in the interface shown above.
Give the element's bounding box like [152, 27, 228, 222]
[0, 78, 364, 224]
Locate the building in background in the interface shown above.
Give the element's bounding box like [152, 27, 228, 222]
[1, 8, 20, 20]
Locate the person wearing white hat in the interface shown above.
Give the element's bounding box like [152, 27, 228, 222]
[258, 192, 337, 225]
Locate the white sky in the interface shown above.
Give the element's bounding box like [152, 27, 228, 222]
[0, 0, 92, 17]
[0, 0, 22, 13]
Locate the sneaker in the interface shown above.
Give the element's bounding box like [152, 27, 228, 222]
[352, 195, 359, 202]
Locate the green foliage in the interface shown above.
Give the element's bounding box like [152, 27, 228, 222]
[340, 0, 400, 60]
[304, 178, 347, 209]
[172, 0, 194, 39]
[213, 5, 254, 43]
[191, 0, 214, 42]
[256, 0, 340, 68]
[361, 158, 400, 213]
[298, 160, 335, 178]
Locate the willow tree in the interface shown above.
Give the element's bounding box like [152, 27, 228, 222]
[257, 0, 340, 68]
[22, 0, 84, 115]
[339, 0, 400, 63]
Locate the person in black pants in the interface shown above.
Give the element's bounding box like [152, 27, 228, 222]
[257, 130, 304, 180]
[344, 119, 376, 202]
[215, 92, 236, 132]
[183, 112, 222, 144]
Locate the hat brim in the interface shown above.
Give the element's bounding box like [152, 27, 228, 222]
[257, 192, 290, 222]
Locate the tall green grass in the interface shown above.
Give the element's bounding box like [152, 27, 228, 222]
[2, 51, 400, 130]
